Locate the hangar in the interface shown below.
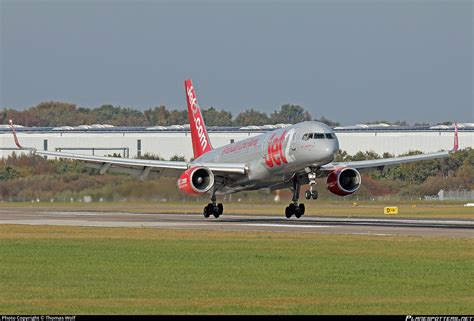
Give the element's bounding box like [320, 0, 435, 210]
[0, 125, 472, 160]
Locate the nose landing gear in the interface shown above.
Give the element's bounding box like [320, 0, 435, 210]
[304, 169, 318, 200]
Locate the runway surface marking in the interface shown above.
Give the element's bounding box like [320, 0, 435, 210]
[0, 208, 472, 238]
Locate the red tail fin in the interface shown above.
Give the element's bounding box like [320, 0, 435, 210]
[185, 79, 212, 159]
[9, 119, 24, 149]
[453, 123, 459, 151]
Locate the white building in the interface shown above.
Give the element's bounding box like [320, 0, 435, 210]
[0, 127, 472, 160]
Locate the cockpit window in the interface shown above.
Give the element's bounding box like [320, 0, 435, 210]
[314, 133, 325, 139]
[304, 132, 335, 140]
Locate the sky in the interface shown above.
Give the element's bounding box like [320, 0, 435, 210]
[0, 0, 472, 125]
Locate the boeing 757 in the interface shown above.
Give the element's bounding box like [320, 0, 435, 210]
[9, 80, 459, 218]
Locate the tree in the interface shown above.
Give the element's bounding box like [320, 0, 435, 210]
[270, 104, 312, 124]
[234, 108, 269, 126]
[170, 155, 186, 161]
[2, 108, 40, 127]
[201, 107, 233, 126]
[317, 116, 340, 127]
[0, 167, 19, 180]
[144, 106, 170, 126]
[168, 110, 188, 125]
[30, 101, 78, 126]
[90, 105, 146, 126]
[137, 153, 164, 160]
[334, 150, 349, 162]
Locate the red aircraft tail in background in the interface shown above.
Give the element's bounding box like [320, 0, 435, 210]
[9, 119, 23, 149]
[185, 79, 213, 159]
[454, 123, 459, 151]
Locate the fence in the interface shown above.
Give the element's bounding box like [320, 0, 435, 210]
[438, 189, 474, 201]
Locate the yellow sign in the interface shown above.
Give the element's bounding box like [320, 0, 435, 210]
[384, 207, 399, 215]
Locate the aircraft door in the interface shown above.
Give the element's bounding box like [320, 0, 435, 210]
[262, 133, 270, 160]
[290, 129, 297, 151]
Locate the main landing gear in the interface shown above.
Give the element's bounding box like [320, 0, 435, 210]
[285, 169, 319, 219]
[203, 193, 223, 218]
[285, 176, 305, 218]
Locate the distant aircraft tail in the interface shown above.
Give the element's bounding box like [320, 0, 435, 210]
[9, 119, 25, 149]
[184, 79, 213, 159]
[453, 122, 459, 151]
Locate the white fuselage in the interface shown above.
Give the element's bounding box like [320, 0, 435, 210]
[192, 121, 340, 193]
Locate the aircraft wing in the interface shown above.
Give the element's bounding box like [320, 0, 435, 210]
[319, 150, 452, 174]
[9, 120, 247, 181]
[320, 123, 459, 174]
[26, 149, 247, 179]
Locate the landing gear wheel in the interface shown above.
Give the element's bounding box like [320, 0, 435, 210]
[204, 203, 223, 218]
[294, 203, 305, 218]
[285, 206, 292, 218]
[285, 203, 305, 219]
[286, 203, 296, 218]
[299, 203, 305, 216]
[210, 203, 223, 218]
[305, 190, 318, 200]
[203, 204, 212, 218]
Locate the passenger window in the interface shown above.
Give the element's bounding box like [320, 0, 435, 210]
[302, 133, 309, 141]
[314, 133, 325, 139]
[325, 133, 334, 139]
[308, 133, 313, 139]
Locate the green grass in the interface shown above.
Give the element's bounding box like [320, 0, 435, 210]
[0, 225, 472, 314]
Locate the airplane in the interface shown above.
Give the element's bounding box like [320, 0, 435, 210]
[9, 79, 459, 218]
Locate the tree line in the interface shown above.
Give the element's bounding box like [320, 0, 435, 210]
[0, 101, 328, 127]
[1, 101, 457, 128]
[0, 148, 472, 202]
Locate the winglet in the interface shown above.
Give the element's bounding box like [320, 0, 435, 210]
[8, 119, 24, 149]
[453, 122, 458, 152]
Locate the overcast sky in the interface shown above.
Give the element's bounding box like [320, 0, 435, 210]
[1, 0, 472, 125]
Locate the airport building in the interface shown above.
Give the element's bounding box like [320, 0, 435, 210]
[0, 124, 472, 160]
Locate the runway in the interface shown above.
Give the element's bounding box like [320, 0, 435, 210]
[0, 208, 472, 238]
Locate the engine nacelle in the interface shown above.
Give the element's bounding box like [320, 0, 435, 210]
[326, 167, 361, 196]
[177, 166, 215, 196]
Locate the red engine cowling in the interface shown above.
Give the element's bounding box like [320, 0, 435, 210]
[177, 166, 215, 196]
[326, 167, 362, 196]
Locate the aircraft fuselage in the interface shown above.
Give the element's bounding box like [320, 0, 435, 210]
[193, 121, 339, 193]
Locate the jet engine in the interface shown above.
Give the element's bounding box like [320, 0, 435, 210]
[326, 167, 361, 196]
[177, 166, 215, 196]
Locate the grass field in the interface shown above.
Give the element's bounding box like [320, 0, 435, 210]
[3, 200, 474, 219]
[0, 225, 472, 314]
